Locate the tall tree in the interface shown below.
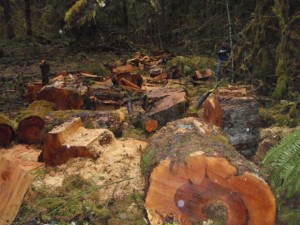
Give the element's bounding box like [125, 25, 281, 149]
[0, 0, 15, 39]
[24, 0, 32, 36]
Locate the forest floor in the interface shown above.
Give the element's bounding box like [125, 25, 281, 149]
[0, 47, 299, 225]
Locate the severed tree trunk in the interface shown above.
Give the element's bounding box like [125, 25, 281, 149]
[37, 84, 87, 110]
[0, 114, 16, 147]
[204, 86, 259, 157]
[16, 101, 54, 144]
[0, 157, 32, 225]
[142, 117, 276, 225]
[42, 117, 114, 166]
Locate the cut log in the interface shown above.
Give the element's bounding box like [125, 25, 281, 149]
[0, 114, 16, 147]
[203, 86, 259, 157]
[142, 117, 276, 225]
[0, 145, 44, 171]
[0, 156, 32, 225]
[142, 88, 189, 129]
[25, 81, 43, 103]
[112, 64, 136, 74]
[43, 117, 114, 166]
[112, 73, 143, 88]
[80, 72, 101, 81]
[120, 78, 141, 90]
[37, 84, 86, 110]
[45, 110, 124, 137]
[16, 101, 54, 144]
[145, 119, 158, 133]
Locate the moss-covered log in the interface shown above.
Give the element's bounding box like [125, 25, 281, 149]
[142, 117, 276, 225]
[0, 114, 16, 147]
[16, 101, 54, 144]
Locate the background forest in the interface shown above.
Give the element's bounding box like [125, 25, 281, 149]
[0, 0, 299, 100]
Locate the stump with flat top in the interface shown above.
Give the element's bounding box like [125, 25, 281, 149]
[42, 117, 114, 166]
[204, 86, 259, 157]
[142, 117, 276, 225]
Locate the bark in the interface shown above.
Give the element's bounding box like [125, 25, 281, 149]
[0, 157, 32, 225]
[42, 117, 114, 166]
[0, 114, 15, 147]
[204, 86, 259, 157]
[142, 117, 276, 225]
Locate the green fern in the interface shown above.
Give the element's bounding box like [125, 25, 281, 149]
[263, 129, 300, 198]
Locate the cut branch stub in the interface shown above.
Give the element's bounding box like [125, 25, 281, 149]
[143, 117, 276, 225]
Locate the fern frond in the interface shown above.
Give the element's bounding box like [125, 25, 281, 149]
[263, 129, 300, 198]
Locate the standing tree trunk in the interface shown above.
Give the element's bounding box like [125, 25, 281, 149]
[0, 0, 15, 39]
[24, 0, 32, 37]
[272, 0, 289, 99]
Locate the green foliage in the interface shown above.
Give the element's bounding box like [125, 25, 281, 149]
[263, 129, 300, 198]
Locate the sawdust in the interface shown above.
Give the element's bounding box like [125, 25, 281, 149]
[39, 137, 148, 202]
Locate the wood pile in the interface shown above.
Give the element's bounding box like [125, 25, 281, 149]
[142, 117, 276, 225]
[204, 86, 260, 157]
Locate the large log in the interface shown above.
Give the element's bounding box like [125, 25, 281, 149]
[37, 84, 86, 110]
[16, 101, 54, 144]
[204, 86, 259, 157]
[42, 117, 114, 166]
[25, 81, 43, 103]
[45, 110, 125, 137]
[0, 156, 32, 225]
[140, 88, 189, 132]
[0, 114, 16, 147]
[142, 117, 276, 225]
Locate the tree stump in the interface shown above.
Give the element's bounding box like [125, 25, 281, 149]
[142, 117, 276, 225]
[141, 88, 189, 132]
[43, 117, 114, 166]
[25, 81, 43, 103]
[204, 86, 259, 157]
[45, 110, 125, 138]
[0, 156, 32, 225]
[16, 101, 54, 144]
[0, 114, 16, 147]
[37, 84, 86, 110]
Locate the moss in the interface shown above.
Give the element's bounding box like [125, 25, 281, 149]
[141, 148, 156, 177]
[272, 57, 288, 100]
[16, 100, 54, 122]
[252, 46, 274, 79]
[279, 206, 300, 225]
[0, 113, 17, 129]
[166, 56, 215, 76]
